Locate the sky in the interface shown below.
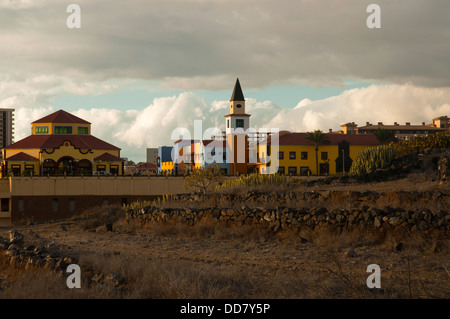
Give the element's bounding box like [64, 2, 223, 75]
[1, 0, 450, 162]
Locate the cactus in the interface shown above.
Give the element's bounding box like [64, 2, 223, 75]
[395, 132, 450, 157]
[349, 144, 397, 176]
[215, 173, 298, 190]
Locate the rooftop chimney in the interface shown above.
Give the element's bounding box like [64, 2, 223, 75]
[378, 122, 383, 125]
[329, 129, 332, 133]
[394, 122, 398, 125]
[406, 122, 410, 126]
[422, 122, 425, 126]
[366, 122, 370, 126]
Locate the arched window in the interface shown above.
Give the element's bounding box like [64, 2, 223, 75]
[42, 159, 57, 175]
[56, 156, 76, 175]
[77, 159, 93, 175]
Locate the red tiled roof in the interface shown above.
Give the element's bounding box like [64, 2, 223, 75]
[6, 152, 39, 161]
[357, 124, 445, 131]
[202, 140, 227, 147]
[4, 134, 120, 151]
[32, 110, 90, 124]
[93, 152, 123, 162]
[135, 162, 158, 169]
[262, 132, 381, 146]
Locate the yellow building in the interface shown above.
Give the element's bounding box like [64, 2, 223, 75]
[160, 160, 176, 175]
[1, 110, 124, 177]
[258, 131, 380, 175]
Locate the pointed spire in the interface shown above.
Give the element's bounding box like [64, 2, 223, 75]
[230, 78, 245, 101]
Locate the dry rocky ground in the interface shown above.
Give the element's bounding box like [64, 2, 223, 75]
[0, 172, 449, 299]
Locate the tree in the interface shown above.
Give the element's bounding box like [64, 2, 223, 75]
[184, 164, 224, 195]
[373, 128, 396, 144]
[306, 130, 329, 176]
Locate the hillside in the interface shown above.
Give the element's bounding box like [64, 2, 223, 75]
[0, 150, 449, 299]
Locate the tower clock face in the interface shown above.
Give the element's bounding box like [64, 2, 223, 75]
[236, 104, 242, 108]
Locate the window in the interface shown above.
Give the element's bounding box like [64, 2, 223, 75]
[69, 199, 76, 212]
[278, 166, 285, 174]
[288, 166, 297, 175]
[300, 166, 310, 176]
[1, 198, 9, 212]
[78, 126, 89, 134]
[227, 119, 230, 128]
[54, 126, 73, 134]
[11, 165, 21, 176]
[97, 165, 106, 172]
[35, 126, 49, 134]
[278, 151, 284, 160]
[236, 119, 244, 128]
[24, 165, 34, 176]
[289, 151, 296, 160]
[110, 165, 119, 175]
[52, 198, 58, 212]
[236, 104, 242, 109]
[18, 199, 24, 213]
[321, 152, 328, 160]
[301, 152, 308, 160]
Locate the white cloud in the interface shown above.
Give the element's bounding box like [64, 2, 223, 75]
[14, 106, 56, 140]
[10, 83, 449, 162]
[264, 84, 450, 133]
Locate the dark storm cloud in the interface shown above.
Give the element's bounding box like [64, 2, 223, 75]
[0, 0, 449, 89]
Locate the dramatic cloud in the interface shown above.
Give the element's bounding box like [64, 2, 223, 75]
[10, 84, 448, 162]
[2, 1, 450, 162]
[0, 0, 449, 88]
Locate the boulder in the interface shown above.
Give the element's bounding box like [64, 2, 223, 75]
[388, 217, 401, 227]
[9, 230, 24, 247]
[344, 248, 356, 258]
[105, 273, 126, 287]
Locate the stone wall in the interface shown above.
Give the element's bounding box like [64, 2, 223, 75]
[126, 191, 450, 233]
[0, 230, 77, 272]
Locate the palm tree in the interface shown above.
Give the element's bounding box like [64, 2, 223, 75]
[306, 130, 329, 176]
[373, 128, 396, 144]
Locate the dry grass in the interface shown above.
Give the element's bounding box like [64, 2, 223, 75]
[73, 205, 125, 231]
[0, 221, 448, 299]
[119, 218, 275, 242]
[1, 170, 449, 299]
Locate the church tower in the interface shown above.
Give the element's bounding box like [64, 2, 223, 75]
[225, 78, 251, 175]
